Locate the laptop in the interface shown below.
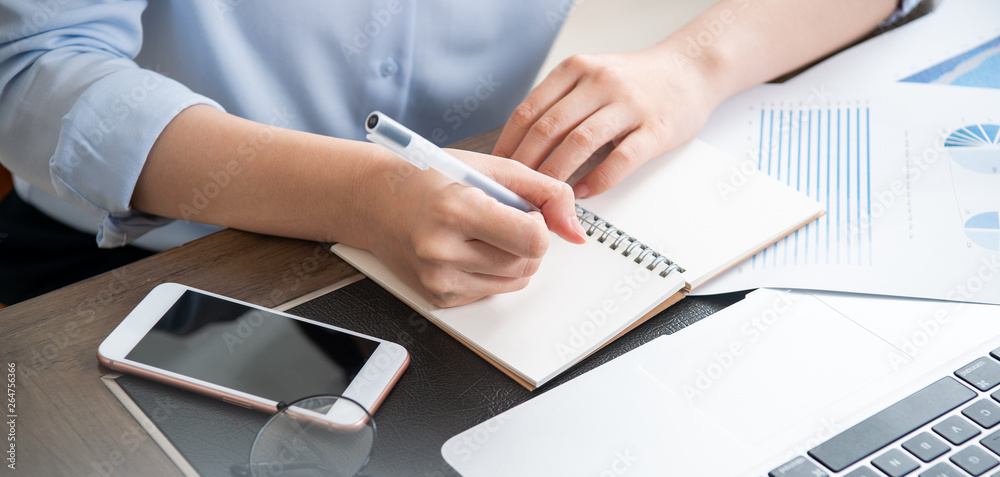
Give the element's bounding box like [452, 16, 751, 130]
[441, 288, 1000, 476]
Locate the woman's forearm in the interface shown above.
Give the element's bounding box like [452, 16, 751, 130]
[658, 0, 899, 105]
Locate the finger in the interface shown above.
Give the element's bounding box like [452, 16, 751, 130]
[574, 128, 661, 198]
[478, 160, 587, 244]
[423, 273, 532, 308]
[452, 185, 553, 259]
[538, 103, 638, 182]
[453, 240, 544, 278]
[492, 64, 580, 160]
[506, 89, 605, 171]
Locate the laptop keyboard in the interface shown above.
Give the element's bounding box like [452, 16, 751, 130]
[770, 347, 1000, 477]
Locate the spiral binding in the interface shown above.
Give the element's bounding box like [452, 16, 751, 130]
[575, 205, 685, 278]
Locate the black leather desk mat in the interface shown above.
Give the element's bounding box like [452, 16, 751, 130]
[114, 277, 745, 476]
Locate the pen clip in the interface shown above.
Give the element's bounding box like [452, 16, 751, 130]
[366, 133, 428, 170]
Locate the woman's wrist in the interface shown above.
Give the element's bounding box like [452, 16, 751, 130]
[649, 36, 732, 117]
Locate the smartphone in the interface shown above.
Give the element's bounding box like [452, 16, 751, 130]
[98, 283, 409, 421]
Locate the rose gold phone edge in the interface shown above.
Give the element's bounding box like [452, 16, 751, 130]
[97, 351, 410, 417]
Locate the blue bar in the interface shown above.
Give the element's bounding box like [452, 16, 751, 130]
[764, 108, 776, 267]
[805, 109, 812, 263]
[758, 108, 765, 170]
[754, 108, 765, 269]
[816, 109, 822, 265]
[793, 110, 803, 265]
[787, 109, 794, 186]
[836, 109, 841, 265]
[866, 107, 873, 265]
[826, 109, 831, 264]
[846, 108, 851, 264]
[776, 110, 783, 179]
[856, 107, 862, 266]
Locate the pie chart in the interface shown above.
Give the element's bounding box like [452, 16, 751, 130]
[945, 124, 1000, 174]
[966, 212, 1000, 251]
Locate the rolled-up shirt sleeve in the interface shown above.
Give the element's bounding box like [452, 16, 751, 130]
[0, 1, 223, 247]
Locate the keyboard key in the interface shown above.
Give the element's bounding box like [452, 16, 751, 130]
[951, 446, 999, 475]
[918, 462, 963, 477]
[845, 465, 880, 476]
[768, 456, 828, 477]
[872, 449, 919, 477]
[956, 357, 1000, 391]
[933, 415, 981, 445]
[966, 400, 1000, 428]
[809, 377, 976, 472]
[902, 432, 949, 462]
[980, 429, 1000, 455]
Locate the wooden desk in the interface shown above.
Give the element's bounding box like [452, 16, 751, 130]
[0, 132, 495, 476]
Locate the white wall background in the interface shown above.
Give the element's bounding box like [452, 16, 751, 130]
[536, 0, 717, 84]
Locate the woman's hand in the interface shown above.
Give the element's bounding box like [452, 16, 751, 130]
[494, 0, 898, 199]
[357, 149, 586, 307]
[492, 45, 722, 199]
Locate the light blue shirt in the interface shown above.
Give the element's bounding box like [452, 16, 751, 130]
[0, 0, 920, 251]
[0, 0, 566, 250]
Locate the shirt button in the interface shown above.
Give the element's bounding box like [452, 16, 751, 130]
[379, 58, 399, 77]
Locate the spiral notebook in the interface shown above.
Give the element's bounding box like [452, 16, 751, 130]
[331, 139, 824, 389]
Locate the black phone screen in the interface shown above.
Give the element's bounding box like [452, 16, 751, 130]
[125, 290, 379, 403]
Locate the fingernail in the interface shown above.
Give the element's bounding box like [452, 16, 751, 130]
[567, 215, 587, 241]
[573, 183, 590, 199]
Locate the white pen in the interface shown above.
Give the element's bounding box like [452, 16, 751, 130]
[365, 111, 537, 213]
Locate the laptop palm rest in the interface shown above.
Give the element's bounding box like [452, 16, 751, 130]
[442, 289, 902, 476]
